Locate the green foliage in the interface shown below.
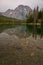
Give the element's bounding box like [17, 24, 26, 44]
[38, 11, 43, 20]
[26, 13, 33, 23]
[26, 9, 43, 24]
[0, 16, 19, 24]
[26, 9, 43, 36]
[0, 16, 25, 29]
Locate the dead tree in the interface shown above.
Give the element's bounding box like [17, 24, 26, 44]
[33, 6, 38, 39]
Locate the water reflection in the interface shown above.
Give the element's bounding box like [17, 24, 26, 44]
[0, 24, 43, 39]
[26, 24, 43, 39]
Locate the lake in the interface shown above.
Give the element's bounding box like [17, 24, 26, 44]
[0, 24, 43, 38]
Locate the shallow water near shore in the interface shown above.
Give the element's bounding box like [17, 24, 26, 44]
[0, 25, 43, 65]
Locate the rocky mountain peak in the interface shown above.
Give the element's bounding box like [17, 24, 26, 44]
[1, 5, 32, 19]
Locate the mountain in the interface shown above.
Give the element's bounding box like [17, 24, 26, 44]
[2, 5, 32, 19]
[0, 12, 3, 16]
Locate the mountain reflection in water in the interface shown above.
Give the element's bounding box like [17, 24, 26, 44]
[0, 24, 43, 39]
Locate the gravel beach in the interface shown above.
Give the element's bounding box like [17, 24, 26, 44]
[0, 29, 43, 65]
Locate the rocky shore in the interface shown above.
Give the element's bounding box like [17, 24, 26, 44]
[0, 28, 43, 65]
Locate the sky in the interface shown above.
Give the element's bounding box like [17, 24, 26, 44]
[0, 0, 43, 12]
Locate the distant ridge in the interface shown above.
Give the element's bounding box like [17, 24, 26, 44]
[1, 5, 32, 19]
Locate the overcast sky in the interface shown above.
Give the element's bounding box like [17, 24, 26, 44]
[0, 0, 43, 12]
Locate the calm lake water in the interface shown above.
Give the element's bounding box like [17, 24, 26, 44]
[0, 24, 43, 38]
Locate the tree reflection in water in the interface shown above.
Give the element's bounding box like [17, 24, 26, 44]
[26, 23, 43, 39]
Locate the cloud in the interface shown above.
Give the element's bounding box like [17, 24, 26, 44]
[0, 0, 43, 12]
